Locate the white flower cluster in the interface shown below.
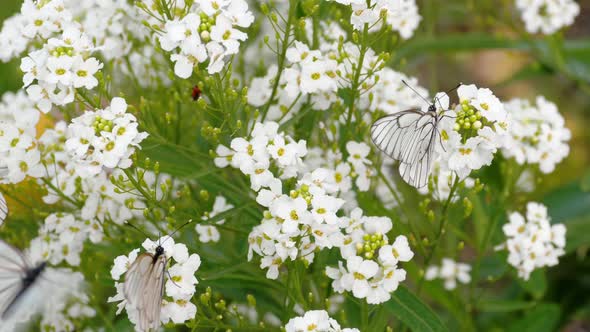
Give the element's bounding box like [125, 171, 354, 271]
[516, 0, 579, 34]
[336, 42, 385, 103]
[0, 91, 44, 184]
[29, 213, 102, 266]
[436, 84, 509, 179]
[68, 0, 147, 60]
[304, 140, 375, 205]
[425, 258, 472, 290]
[109, 237, 201, 329]
[21, 24, 103, 113]
[248, 41, 339, 122]
[195, 195, 234, 243]
[157, 0, 254, 77]
[216, 122, 383, 282]
[38, 123, 145, 226]
[327, 208, 413, 304]
[329, 0, 421, 39]
[365, 68, 427, 115]
[502, 96, 570, 173]
[65, 97, 148, 178]
[498, 202, 566, 280]
[215, 122, 307, 188]
[285, 310, 359, 332]
[0, 0, 72, 62]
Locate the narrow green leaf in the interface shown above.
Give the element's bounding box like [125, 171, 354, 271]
[385, 286, 448, 332]
[477, 300, 537, 313]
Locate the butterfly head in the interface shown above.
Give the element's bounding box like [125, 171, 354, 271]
[155, 245, 164, 256]
[428, 104, 436, 113]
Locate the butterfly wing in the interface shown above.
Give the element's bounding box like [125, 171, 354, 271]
[371, 110, 439, 188]
[0, 193, 7, 224]
[123, 253, 166, 331]
[0, 240, 31, 318]
[140, 255, 166, 331]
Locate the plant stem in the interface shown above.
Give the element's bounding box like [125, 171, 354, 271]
[259, 0, 297, 123]
[345, 24, 370, 135]
[416, 177, 460, 293]
[361, 301, 369, 331]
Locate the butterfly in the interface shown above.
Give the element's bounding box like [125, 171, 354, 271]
[371, 81, 458, 188]
[0, 240, 47, 320]
[122, 220, 193, 331]
[123, 239, 167, 331]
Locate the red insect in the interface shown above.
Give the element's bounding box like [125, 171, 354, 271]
[191, 85, 202, 101]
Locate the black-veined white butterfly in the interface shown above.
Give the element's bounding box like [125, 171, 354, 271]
[371, 80, 458, 188]
[123, 220, 193, 331]
[0, 240, 46, 320]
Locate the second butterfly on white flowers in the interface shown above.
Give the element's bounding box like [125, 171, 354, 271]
[0, 240, 46, 320]
[371, 81, 456, 188]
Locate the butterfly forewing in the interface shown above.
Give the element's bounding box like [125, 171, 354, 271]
[124, 251, 167, 331]
[371, 109, 440, 188]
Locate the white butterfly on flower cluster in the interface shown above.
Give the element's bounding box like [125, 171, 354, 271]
[371, 81, 458, 188]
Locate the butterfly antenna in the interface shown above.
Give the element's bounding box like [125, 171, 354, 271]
[124, 221, 152, 239]
[402, 79, 430, 105]
[445, 82, 462, 95]
[161, 219, 194, 244]
[434, 83, 463, 111]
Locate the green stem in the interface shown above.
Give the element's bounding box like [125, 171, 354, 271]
[361, 301, 369, 331]
[416, 177, 460, 293]
[259, 0, 297, 123]
[345, 24, 370, 134]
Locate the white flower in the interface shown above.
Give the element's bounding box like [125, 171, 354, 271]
[502, 96, 570, 174]
[516, 0, 579, 34]
[72, 56, 103, 89]
[270, 196, 311, 234]
[340, 256, 379, 299]
[498, 202, 566, 280]
[64, 97, 147, 177]
[195, 225, 221, 243]
[111, 249, 139, 280]
[425, 258, 471, 290]
[346, 141, 371, 169]
[378, 236, 414, 267]
[165, 254, 201, 299]
[310, 194, 345, 225]
[285, 310, 359, 332]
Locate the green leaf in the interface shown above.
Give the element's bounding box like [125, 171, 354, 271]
[385, 286, 448, 332]
[507, 303, 560, 332]
[543, 181, 590, 252]
[517, 269, 547, 300]
[140, 137, 206, 177]
[477, 300, 537, 313]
